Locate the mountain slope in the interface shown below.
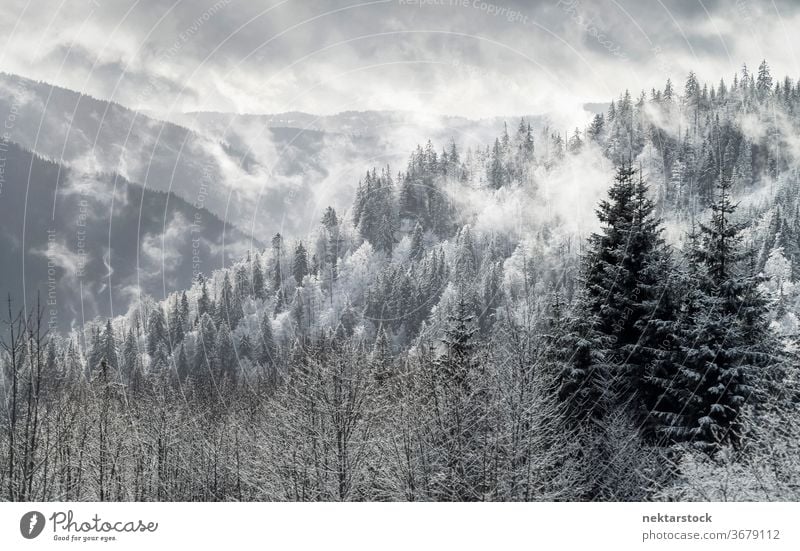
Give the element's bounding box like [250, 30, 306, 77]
[0, 141, 257, 330]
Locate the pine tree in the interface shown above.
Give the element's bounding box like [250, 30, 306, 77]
[179, 291, 190, 330]
[409, 221, 425, 261]
[321, 207, 341, 287]
[756, 60, 773, 100]
[197, 274, 213, 320]
[353, 176, 367, 229]
[87, 326, 102, 376]
[293, 242, 309, 286]
[371, 327, 393, 384]
[169, 296, 184, 346]
[102, 320, 119, 373]
[235, 264, 250, 300]
[664, 177, 775, 451]
[428, 290, 490, 500]
[487, 138, 506, 189]
[438, 292, 477, 391]
[217, 272, 243, 329]
[355, 167, 398, 252]
[446, 138, 462, 179]
[566, 164, 677, 430]
[551, 132, 565, 162]
[685, 71, 700, 105]
[272, 233, 286, 312]
[399, 173, 419, 222]
[65, 339, 82, 381]
[663, 78, 674, 103]
[321, 206, 338, 229]
[698, 142, 717, 206]
[453, 226, 477, 282]
[122, 328, 139, 382]
[587, 114, 605, 143]
[147, 308, 168, 358]
[567, 128, 583, 154]
[684, 71, 702, 138]
[376, 212, 397, 255]
[557, 297, 609, 425]
[252, 253, 266, 301]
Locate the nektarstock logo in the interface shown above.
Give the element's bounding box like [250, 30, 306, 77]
[20, 511, 45, 539]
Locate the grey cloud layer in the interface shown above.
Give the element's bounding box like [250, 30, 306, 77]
[0, 0, 798, 116]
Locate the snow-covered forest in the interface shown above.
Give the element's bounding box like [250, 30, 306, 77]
[3, 61, 800, 502]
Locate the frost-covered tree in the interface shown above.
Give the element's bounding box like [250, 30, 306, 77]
[664, 177, 777, 452]
[215, 321, 237, 385]
[293, 242, 309, 286]
[147, 307, 168, 358]
[252, 253, 267, 301]
[101, 320, 119, 373]
[566, 164, 677, 431]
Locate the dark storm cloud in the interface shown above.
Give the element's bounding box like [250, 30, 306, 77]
[0, 0, 798, 117]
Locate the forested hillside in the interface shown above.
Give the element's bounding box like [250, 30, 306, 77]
[0, 141, 256, 331]
[2, 62, 800, 502]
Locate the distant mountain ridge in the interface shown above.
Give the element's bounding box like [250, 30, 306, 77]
[0, 140, 258, 330]
[0, 71, 604, 244]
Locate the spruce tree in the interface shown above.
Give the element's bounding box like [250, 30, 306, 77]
[169, 296, 184, 346]
[293, 242, 309, 286]
[409, 221, 425, 261]
[756, 60, 773, 100]
[102, 320, 119, 373]
[665, 176, 776, 452]
[321, 208, 341, 286]
[87, 326, 102, 376]
[587, 114, 605, 143]
[429, 290, 490, 500]
[197, 275, 213, 320]
[488, 138, 505, 189]
[147, 308, 168, 358]
[150, 343, 170, 374]
[564, 164, 676, 431]
[122, 328, 138, 383]
[235, 264, 250, 300]
[453, 226, 477, 282]
[557, 290, 609, 425]
[179, 291, 190, 330]
[272, 233, 285, 312]
[321, 206, 338, 229]
[252, 254, 266, 300]
[217, 272, 243, 329]
[371, 327, 393, 385]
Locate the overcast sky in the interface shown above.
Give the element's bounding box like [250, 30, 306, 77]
[1, 0, 799, 118]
